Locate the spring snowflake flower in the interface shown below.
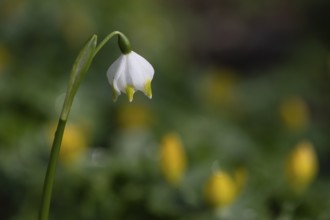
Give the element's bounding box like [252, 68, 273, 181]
[107, 51, 154, 102]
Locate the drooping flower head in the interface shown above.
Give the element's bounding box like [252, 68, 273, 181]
[107, 35, 154, 102]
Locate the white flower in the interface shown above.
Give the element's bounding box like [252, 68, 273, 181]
[107, 51, 154, 102]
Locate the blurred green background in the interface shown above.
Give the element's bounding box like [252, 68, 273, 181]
[1, 0, 330, 219]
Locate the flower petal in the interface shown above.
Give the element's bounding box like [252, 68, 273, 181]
[107, 55, 126, 94]
[126, 51, 154, 92]
[107, 55, 124, 85]
[126, 55, 147, 91]
[126, 85, 135, 102]
[112, 85, 119, 102]
[131, 51, 154, 79]
[144, 80, 152, 98]
[113, 55, 129, 94]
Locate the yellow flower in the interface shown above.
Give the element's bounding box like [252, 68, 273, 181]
[47, 123, 88, 165]
[279, 97, 309, 132]
[204, 170, 237, 208]
[285, 141, 318, 194]
[160, 133, 187, 186]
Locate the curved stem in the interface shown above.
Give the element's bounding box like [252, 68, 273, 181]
[39, 35, 97, 220]
[94, 31, 130, 56]
[39, 31, 130, 220]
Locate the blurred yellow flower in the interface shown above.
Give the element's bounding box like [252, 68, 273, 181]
[279, 97, 309, 132]
[201, 68, 238, 107]
[117, 104, 153, 129]
[47, 123, 88, 165]
[160, 133, 187, 186]
[204, 170, 237, 209]
[285, 140, 318, 194]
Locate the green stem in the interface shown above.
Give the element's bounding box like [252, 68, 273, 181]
[38, 119, 67, 220]
[94, 31, 131, 55]
[39, 31, 131, 220]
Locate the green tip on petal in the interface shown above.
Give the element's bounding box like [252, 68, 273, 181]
[126, 85, 135, 102]
[144, 80, 152, 99]
[112, 86, 118, 102]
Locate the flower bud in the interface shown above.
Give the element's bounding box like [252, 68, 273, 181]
[285, 141, 318, 194]
[160, 133, 187, 186]
[204, 170, 237, 208]
[118, 34, 131, 54]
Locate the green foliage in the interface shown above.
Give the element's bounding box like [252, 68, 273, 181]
[1, 0, 330, 219]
